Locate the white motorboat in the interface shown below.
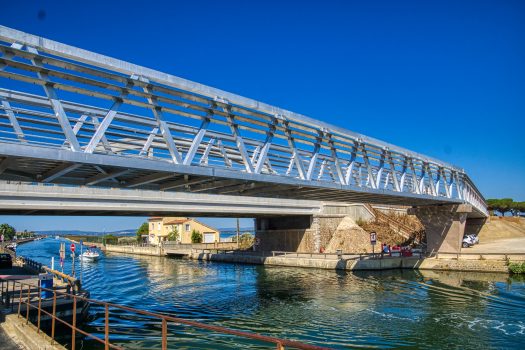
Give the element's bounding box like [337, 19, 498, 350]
[80, 250, 100, 261]
[55, 236, 60, 239]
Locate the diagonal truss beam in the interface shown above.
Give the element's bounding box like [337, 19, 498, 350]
[40, 162, 82, 182]
[143, 83, 182, 164]
[159, 175, 207, 191]
[85, 168, 132, 186]
[183, 117, 210, 165]
[0, 96, 26, 143]
[124, 172, 174, 188]
[27, 45, 82, 152]
[225, 107, 253, 173]
[0, 156, 16, 174]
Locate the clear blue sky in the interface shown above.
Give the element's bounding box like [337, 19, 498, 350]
[0, 0, 523, 232]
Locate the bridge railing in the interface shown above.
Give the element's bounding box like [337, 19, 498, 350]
[0, 26, 487, 215]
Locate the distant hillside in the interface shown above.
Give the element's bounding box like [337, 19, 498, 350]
[216, 227, 254, 233]
[35, 229, 136, 236]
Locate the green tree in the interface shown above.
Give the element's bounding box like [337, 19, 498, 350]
[498, 198, 513, 216]
[0, 223, 16, 240]
[167, 228, 179, 242]
[191, 229, 202, 243]
[240, 232, 253, 241]
[136, 222, 149, 243]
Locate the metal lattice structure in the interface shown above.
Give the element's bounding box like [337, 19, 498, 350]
[0, 26, 487, 217]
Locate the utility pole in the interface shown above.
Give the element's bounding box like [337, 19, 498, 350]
[236, 218, 239, 249]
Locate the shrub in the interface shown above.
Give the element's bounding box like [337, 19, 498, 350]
[508, 261, 525, 274]
[191, 229, 202, 243]
[167, 229, 179, 242]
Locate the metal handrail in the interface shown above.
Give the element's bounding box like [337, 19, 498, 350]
[192, 249, 432, 260]
[2, 279, 335, 350]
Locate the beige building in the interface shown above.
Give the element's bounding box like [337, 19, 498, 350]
[147, 217, 220, 244]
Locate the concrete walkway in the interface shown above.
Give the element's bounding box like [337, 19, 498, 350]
[466, 237, 525, 254]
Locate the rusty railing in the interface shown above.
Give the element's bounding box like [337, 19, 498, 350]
[2, 279, 335, 350]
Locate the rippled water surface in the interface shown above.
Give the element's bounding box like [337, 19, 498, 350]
[17, 238, 525, 349]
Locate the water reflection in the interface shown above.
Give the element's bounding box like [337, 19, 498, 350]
[17, 239, 525, 349]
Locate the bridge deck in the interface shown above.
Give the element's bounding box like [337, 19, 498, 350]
[0, 26, 487, 217]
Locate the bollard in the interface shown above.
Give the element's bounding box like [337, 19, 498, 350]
[337, 250, 342, 260]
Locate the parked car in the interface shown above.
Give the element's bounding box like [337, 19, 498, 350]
[462, 236, 474, 248]
[467, 235, 479, 244]
[0, 253, 13, 268]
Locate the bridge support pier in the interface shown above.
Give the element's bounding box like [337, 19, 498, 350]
[408, 204, 472, 253]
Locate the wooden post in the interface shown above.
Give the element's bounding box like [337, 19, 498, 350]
[276, 342, 284, 350]
[105, 304, 109, 350]
[162, 318, 167, 350]
[11, 280, 15, 312]
[72, 296, 77, 350]
[17, 285, 22, 318]
[26, 285, 31, 324]
[51, 292, 56, 345]
[37, 287, 41, 333]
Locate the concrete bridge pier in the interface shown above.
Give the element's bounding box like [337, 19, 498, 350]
[408, 204, 472, 253]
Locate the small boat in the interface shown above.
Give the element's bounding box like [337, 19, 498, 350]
[55, 236, 60, 239]
[5, 243, 17, 251]
[89, 245, 97, 248]
[80, 250, 100, 261]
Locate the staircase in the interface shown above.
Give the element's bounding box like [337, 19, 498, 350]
[364, 204, 426, 246]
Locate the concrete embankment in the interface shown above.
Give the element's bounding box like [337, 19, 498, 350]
[192, 251, 517, 273]
[91, 243, 521, 274]
[102, 245, 163, 256]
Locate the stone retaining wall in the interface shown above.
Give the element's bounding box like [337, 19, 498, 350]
[192, 251, 519, 274]
[103, 245, 164, 256]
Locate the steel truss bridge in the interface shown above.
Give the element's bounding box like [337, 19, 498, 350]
[0, 26, 487, 218]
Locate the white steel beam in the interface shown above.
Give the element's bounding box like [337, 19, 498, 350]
[143, 86, 182, 164]
[28, 46, 82, 152]
[0, 97, 26, 143]
[40, 162, 82, 182]
[360, 143, 377, 189]
[255, 130, 274, 174]
[387, 151, 400, 192]
[124, 172, 175, 188]
[225, 108, 254, 173]
[183, 118, 210, 165]
[139, 128, 159, 157]
[85, 168, 132, 185]
[282, 121, 306, 179]
[327, 134, 345, 185]
[199, 138, 215, 166]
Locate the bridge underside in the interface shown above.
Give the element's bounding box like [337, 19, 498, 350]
[0, 183, 325, 217]
[0, 148, 477, 214]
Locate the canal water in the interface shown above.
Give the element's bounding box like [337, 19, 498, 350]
[16, 238, 525, 350]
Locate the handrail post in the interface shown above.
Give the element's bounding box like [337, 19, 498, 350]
[105, 304, 109, 350]
[162, 318, 167, 350]
[276, 341, 284, 350]
[37, 287, 42, 333]
[11, 280, 15, 312]
[26, 285, 31, 324]
[17, 283, 22, 318]
[72, 295, 77, 350]
[51, 292, 56, 345]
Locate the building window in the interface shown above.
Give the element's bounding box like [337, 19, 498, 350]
[158, 222, 161, 230]
[151, 223, 154, 230]
[185, 224, 190, 231]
